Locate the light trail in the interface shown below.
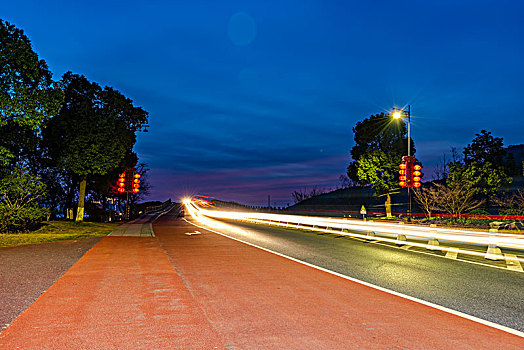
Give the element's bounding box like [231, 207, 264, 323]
[183, 200, 524, 264]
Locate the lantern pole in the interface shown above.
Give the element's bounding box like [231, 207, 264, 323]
[125, 190, 129, 221]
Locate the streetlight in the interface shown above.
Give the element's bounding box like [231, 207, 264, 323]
[391, 105, 412, 220]
[392, 105, 411, 156]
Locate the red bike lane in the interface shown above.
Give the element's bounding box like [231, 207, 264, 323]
[0, 212, 522, 349]
[0, 235, 223, 349]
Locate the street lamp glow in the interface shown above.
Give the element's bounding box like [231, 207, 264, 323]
[392, 111, 402, 119]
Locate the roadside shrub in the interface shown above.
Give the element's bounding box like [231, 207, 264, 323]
[499, 209, 524, 216]
[467, 209, 490, 215]
[0, 167, 49, 233]
[0, 203, 49, 232]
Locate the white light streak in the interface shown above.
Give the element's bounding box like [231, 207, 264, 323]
[184, 201, 524, 264]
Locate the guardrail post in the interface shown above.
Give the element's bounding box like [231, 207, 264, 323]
[396, 221, 407, 245]
[485, 234, 504, 260]
[485, 244, 504, 260]
[427, 224, 440, 250]
[427, 239, 440, 250]
[396, 235, 407, 245]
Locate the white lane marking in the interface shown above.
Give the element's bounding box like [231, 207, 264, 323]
[183, 218, 524, 338]
[445, 248, 459, 259]
[505, 254, 524, 272]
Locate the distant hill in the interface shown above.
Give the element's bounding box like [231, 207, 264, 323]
[288, 176, 523, 216]
[287, 186, 410, 215]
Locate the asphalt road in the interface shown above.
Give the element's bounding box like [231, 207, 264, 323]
[188, 216, 524, 332]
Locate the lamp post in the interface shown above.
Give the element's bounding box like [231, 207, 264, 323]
[392, 105, 412, 220]
[392, 105, 411, 156]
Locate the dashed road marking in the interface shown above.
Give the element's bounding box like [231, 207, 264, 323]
[399, 245, 413, 250]
[505, 254, 523, 272]
[445, 248, 459, 259]
[185, 231, 201, 236]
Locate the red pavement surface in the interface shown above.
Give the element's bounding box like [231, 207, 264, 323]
[1, 212, 523, 349]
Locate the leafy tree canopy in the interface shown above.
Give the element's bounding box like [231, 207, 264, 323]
[0, 19, 63, 167]
[348, 112, 414, 185]
[356, 149, 398, 195]
[42, 72, 149, 221]
[463, 130, 505, 166]
[43, 72, 148, 176]
[447, 161, 512, 198]
[350, 113, 412, 161]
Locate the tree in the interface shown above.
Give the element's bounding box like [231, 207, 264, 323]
[430, 183, 484, 218]
[356, 149, 399, 216]
[463, 130, 505, 166]
[452, 161, 511, 197]
[413, 185, 439, 218]
[494, 189, 524, 215]
[43, 72, 148, 221]
[447, 131, 512, 207]
[348, 113, 413, 216]
[0, 167, 49, 232]
[0, 19, 63, 168]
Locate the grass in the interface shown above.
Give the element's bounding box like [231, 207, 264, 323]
[0, 221, 119, 247]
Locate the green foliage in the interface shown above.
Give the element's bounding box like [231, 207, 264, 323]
[0, 19, 63, 167]
[466, 209, 490, 215]
[350, 113, 411, 161]
[357, 149, 398, 195]
[447, 161, 512, 198]
[43, 72, 148, 177]
[446, 130, 513, 209]
[499, 209, 523, 215]
[0, 167, 49, 232]
[349, 112, 412, 188]
[463, 130, 505, 166]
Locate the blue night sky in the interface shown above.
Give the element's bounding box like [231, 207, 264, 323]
[2, 1, 523, 206]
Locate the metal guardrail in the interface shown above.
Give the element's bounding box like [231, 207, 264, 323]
[145, 199, 172, 214]
[185, 202, 524, 263]
[291, 208, 524, 222]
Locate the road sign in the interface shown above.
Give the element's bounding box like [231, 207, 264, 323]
[360, 205, 367, 215]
